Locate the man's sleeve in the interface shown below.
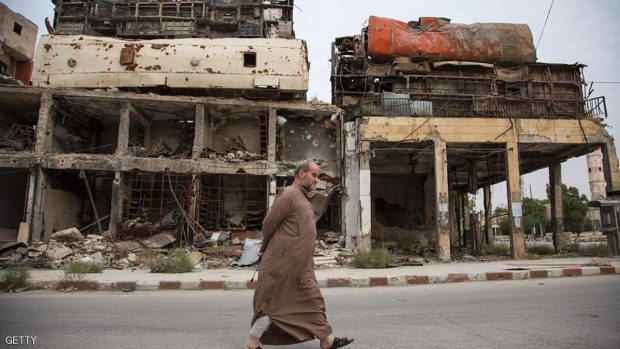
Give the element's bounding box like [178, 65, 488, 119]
[260, 192, 292, 253]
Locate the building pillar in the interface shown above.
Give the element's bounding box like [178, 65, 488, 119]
[483, 184, 494, 247]
[29, 168, 48, 241]
[434, 140, 451, 262]
[267, 175, 277, 210]
[358, 141, 372, 253]
[549, 163, 564, 252]
[34, 93, 55, 154]
[506, 142, 527, 259]
[342, 122, 360, 250]
[109, 171, 124, 238]
[117, 101, 131, 156]
[267, 108, 277, 162]
[192, 104, 205, 160]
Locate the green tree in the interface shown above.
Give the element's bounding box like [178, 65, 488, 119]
[547, 184, 589, 234]
[522, 197, 550, 236]
[493, 206, 510, 235]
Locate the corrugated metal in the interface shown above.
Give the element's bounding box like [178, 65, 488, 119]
[32, 35, 308, 92]
[367, 16, 537, 64]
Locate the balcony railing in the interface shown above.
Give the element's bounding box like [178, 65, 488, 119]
[355, 95, 608, 119]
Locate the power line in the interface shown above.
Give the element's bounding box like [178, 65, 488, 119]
[536, 0, 555, 50]
[590, 81, 620, 84]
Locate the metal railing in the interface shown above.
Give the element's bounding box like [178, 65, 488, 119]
[356, 95, 608, 119]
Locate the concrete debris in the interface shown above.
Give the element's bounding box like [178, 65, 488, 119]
[50, 227, 85, 242]
[201, 148, 265, 162]
[0, 124, 35, 151]
[47, 246, 73, 260]
[141, 232, 176, 249]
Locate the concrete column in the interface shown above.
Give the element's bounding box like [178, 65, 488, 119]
[549, 163, 564, 252]
[34, 93, 55, 154]
[483, 185, 494, 247]
[343, 121, 360, 250]
[267, 175, 277, 210]
[267, 108, 277, 162]
[505, 142, 527, 259]
[434, 140, 451, 262]
[192, 104, 205, 159]
[117, 101, 131, 156]
[109, 171, 124, 238]
[29, 168, 48, 241]
[358, 141, 372, 253]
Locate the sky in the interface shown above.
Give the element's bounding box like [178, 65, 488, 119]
[3, 0, 620, 209]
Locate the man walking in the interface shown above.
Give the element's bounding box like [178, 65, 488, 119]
[244, 160, 353, 349]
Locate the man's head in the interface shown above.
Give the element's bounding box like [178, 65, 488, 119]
[294, 160, 320, 191]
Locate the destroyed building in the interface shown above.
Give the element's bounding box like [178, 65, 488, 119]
[0, 0, 343, 255]
[332, 16, 620, 260]
[0, 3, 38, 85]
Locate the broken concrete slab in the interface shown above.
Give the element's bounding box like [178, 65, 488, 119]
[47, 246, 72, 260]
[50, 227, 85, 242]
[141, 232, 176, 249]
[0, 241, 26, 255]
[114, 240, 144, 253]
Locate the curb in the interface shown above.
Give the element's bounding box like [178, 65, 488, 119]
[5, 266, 619, 292]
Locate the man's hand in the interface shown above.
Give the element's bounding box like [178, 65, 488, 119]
[257, 251, 264, 257]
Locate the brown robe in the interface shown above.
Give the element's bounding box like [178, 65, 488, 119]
[252, 182, 333, 345]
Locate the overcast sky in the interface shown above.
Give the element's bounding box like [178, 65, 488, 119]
[4, 0, 620, 208]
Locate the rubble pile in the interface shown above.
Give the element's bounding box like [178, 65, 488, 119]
[313, 232, 351, 268]
[202, 149, 266, 162]
[0, 226, 351, 270]
[0, 232, 112, 270]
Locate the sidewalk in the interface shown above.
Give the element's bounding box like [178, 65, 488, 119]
[4, 257, 619, 292]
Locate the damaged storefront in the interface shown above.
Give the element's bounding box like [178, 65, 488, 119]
[0, 85, 343, 267]
[335, 16, 617, 260]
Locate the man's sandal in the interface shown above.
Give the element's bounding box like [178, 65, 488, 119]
[328, 337, 354, 349]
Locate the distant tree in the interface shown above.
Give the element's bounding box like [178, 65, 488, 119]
[493, 206, 510, 235]
[523, 197, 550, 236]
[547, 184, 589, 235]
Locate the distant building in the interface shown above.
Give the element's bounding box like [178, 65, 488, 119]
[0, 3, 38, 84]
[587, 149, 605, 230]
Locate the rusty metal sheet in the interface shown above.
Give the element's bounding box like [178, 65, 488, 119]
[119, 47, 135, 65]
[32, 35, 308, 92]
[367, 16, 537, 64]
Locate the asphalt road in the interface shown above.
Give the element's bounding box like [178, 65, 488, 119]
[1, 276, 619, 349]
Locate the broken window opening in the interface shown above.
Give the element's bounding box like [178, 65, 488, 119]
[42, 170, 114, 240]
[13, 22, 22, 35]
[201, 115, 265, 161]
[0, 168, 30, 241]
[243, 52, 257, 67]
[51, 99, 114, 155]
[121, 171, 192, 239]
[199, 174, 267, 231]
[131, 118, 194, 159]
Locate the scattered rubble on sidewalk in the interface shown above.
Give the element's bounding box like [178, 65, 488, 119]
[0, 227, 355, 271]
